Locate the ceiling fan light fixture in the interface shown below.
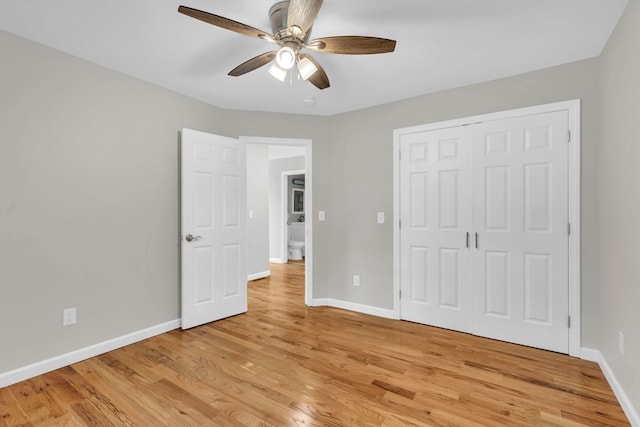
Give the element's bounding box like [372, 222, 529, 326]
[178, 3, 397, 91]
[275, 46, 296, 70]
[268, 62, 287, 81]
[297, 56, 318, 80]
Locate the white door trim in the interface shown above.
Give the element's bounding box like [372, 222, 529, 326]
[392, 99, 581, 357]
[240, 136, 313, 307]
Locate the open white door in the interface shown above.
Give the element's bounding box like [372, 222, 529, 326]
[181, 128, 247, 329]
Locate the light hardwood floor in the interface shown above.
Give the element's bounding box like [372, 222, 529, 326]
[1, 262, 629, 426]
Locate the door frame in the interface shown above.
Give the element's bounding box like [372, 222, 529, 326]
[240, 136, 313, 307]
[392, 99, 581, 357]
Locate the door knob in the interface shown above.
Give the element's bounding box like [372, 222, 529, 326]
[185, 234, 201, 242]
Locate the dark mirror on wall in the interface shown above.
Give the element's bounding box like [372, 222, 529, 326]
[292, 188, 304, 214]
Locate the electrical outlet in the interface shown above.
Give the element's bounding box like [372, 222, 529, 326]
[619, 331, 624, 356]
[377, 212, 385, 224]
[353, 275, 360, 287]
[63, 307, 77, 327]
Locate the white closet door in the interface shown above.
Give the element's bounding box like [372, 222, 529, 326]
[399, 126, 473, 332]
[471, 111, 569, 353]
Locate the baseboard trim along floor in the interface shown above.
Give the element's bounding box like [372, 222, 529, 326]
[0, 319, 181, 387]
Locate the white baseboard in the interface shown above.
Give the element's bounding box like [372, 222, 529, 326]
[248, 270, 271, 281]
[5, 318, 634, 427]
[579, 347, 600, 362]
[310, 298, 395, 319]
[581, 347, 639, 426]
[310, 298, 329, 306]
[269, 257, 286, 264]
[0, 319, 181, 388]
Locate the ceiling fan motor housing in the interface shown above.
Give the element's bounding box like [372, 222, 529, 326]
[269, 1, 311, 47]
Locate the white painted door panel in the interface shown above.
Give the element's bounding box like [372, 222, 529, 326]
[181, 128, 247, 329]
[471, 111, 569, 353]
[399, 126, 473, 332]
[398, 109, 570, 354]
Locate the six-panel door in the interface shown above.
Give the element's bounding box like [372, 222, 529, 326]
[181, 128, 247, 330]
[400, 126, 473, 333]
[399, 110, 569, 353]
[471, 111, 569, 353]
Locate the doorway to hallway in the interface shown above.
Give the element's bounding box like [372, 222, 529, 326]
[243, 136, 313, 307]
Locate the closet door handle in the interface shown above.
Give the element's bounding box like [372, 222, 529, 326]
[466, 232, 470, 249]
[475, 232, 479, 249]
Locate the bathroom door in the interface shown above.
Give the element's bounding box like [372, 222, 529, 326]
[181, 128, 247, 329]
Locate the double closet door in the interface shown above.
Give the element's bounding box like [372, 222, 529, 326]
[399, 110, 569, 353]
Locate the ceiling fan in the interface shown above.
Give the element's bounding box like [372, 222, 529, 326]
[178, 0, 396, 89]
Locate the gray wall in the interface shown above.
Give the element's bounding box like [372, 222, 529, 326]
[322, 59, 601, 340]
[213, 63, 602, 332]
[217, 111, 330, 297]
[215, 58, 601, 346]
[0, 30, 224, 371]
[2, 5, 639, 415]
[597, 1, 640, 413]
[246, 144, 270, 277]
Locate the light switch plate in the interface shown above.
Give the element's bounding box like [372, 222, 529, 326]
[377, 212, 385, 224]
[319, 211, 325, 221]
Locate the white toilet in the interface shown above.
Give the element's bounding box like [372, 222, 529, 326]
[287, 222, 305, 261]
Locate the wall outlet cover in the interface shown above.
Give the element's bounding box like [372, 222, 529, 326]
[63, 307, 77, 326]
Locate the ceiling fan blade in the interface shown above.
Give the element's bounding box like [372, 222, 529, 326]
[299, 54, 330, 90]
[228, 52, 277, 76]
[307, 36, 396, 54]
[178, 5, 276, 43]
[287, 0, 323, 36]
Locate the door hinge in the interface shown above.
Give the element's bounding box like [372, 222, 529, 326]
[567, 130, 571, 143]
[399, 289, 402, 299]
[399, 219, 402, 230]
[398, 150, 401, 160]
[568, 316, 571, 328]
[568, 222, 571, 236]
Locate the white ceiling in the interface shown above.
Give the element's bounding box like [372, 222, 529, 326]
[0, 0, 627, 116]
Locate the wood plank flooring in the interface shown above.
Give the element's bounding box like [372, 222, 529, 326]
[1, 262, 630, 426]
